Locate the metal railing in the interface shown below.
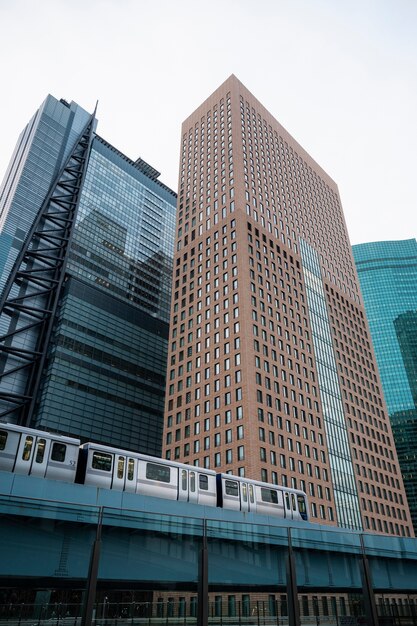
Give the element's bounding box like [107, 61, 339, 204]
[0, 599, 378, 626]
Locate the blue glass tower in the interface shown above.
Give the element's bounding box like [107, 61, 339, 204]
[0, 96, 176, 455]
[0, 96, 92, 294]
[353, 239, 417, 531]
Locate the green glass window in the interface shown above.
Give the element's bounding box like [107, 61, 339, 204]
[261, 487, 278, 504]
[298, 494, 307, 514]
[51, 443, 67, 463]
[225, 480, 239, 496]
[146, 462, 170, 483]
[92, 451, 112, 472]
[199, 474, 209, 491]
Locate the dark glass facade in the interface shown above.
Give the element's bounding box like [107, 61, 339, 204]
[67, 137, 175, 324]
[0, 97, 93, 412]
[394, 311, 417, 407]
[353, 239, 417, 531]
[33, 277, 169, 452]
[0, 96, 176, 455]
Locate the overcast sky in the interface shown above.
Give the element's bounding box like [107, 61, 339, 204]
[0, 0, 416, 246]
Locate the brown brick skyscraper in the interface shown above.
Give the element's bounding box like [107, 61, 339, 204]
[163, 75, 413, 536]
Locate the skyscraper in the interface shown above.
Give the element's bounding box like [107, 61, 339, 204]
[0, 96, 91, 295]
[0, 95, 176, 454]
[353, 239, 417, 532]
[163, 75, 413, 536]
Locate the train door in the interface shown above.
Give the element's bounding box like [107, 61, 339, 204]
[284, 492, 292, 519]
[30, 437, 52, 478]
[291, 494, 297, 520]
[14, 432, 38, 475]
[112, 454, 128, 491]
[284, 492, 297, 520]
[84, 448, 114, 488]
[240, 482, 250, 513]
[178, 468, 198, 503]
[15, 433, 57, 478]
[188, 471, 198, 504]
[125, 457, 137, 493]
[178, 468, 188, 501]
[248, 483, 256, 513]
[0, 427, 21, 472]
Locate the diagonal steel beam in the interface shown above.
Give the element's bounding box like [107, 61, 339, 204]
[0, 106, 97, 424]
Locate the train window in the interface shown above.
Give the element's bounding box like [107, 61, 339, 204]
[249, 484, 254, 503]
[146, 462, 170, 483]
[22, 436, 34, 461]
[291, 494, 296, 510]
[199, 474, 209, 491]
[35, 439, 46, 464]
[92, 451, 112, 472]
[190, 472, 196, 492]
[51, 443, 67, 463]
[127, 459, 135, 481]
[285, 493, 290, 509]
[182, 469, 187, 490]
[225, 480, 239, 496]
[297, 495, 307, 514]
[117, 456, 125, 479]
[261, 488, 278, 504]
[242, 483, 248, 502]
[0, 430, 8, 451]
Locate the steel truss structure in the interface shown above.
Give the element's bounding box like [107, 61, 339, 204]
[0, 110, 96, 425]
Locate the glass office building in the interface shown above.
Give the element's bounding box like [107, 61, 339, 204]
[353, 239, 417, 531]
[0, 96, 176, 454]
[0, 96, 91, 296]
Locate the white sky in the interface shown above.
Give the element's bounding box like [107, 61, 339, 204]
[0, 0, 416, 246]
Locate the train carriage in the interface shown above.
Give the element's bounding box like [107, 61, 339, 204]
[217, 473, 308, 521]
[79, 442, 218, 506]
[0, 423, 79, 481]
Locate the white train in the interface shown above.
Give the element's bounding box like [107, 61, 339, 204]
[0, 423, 309, 522]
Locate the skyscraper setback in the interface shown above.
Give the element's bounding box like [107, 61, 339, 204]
[163, 75, 413, 536]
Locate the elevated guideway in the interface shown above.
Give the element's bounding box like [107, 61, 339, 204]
[1, 471, 417, 626]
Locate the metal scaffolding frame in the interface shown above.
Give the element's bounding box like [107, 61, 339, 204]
[0, 109, 96, 425]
